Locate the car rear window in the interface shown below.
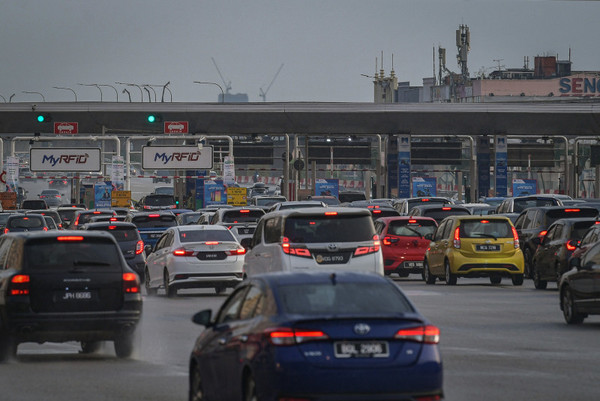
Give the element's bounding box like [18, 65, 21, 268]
[222, 210, 264, 223]
[87, 226, 140, 242]
[406, 199, 449, 210]
[546, 208, 598, 226]
[570, 221, 599, 240]
[79, 212, 115, 225]
[388, 219, 437, 237]
[513, 197, 560, 213]
[24, 237, 122, 272]
[284, 214, 375, 243]
[144, 195, 176, 206]
[460, 219, 513, 238]
[370, 209, 399, 219]
[277, 282, 413, 315]
[179, 230, 236, 243]
[8, 216, 44, 229]
[132, 215, 177, 228]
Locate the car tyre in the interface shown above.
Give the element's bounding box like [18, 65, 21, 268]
[114, 333, 134, 358]
[533, 265, 547, 290]
[244, 375, 258, 401]
[524, 248, 533, 278]
[145, 268, 157, 296]
[0, 331, 16, 362]
[164, 271, 177, 298]
[445, 260, 457, 285]
[561, 286, 585, 324]
[80, 341, 102, 354]
[511, 274, 524, 286]
[490, 276, 502, 285]
[423, 260, 436, 285]
[189, 364, 204, 401]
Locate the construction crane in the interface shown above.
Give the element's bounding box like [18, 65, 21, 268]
[259, 63, 284, 102]
[211, 57, 232, 94]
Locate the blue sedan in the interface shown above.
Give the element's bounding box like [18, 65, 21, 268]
[188, 271, 443, 401]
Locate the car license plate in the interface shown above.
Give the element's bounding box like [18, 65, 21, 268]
[238, 228, 254, 235]
[315, 252, 351, 264]
[334, 341, 389, 358]
[404, 261, 423, 268]
[149, 233, 162, 239]
[55, 291, 95, 302]
[476, 244, 500, 251]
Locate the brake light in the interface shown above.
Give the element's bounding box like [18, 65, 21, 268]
[205, 241, 219, 245]
[93, 211, 102, 214]
[324, 211, 338, 216]
[122, 272, 140, 293]
[110, 217, 118, 221]
[566, 241, 578, 251]
[442, 207, 451, 211]
[512, 226, 520, 249]
[57, 236, 84, 241]
[281, 237, 312, 258]
[480, 220, 489, 224]
[408, 219, 417, 224]
[227, 246, 247, 255]
[453, 226, 461, 248]
[267, 328, 329, 345]
[9, 274, 30, 296]
[422, 198, 430, 202]
[538, 230, 548, 241]
[354, 235, 381, 256]
[394, 325, 440, 344]
[135, 240, 144, 255]
[372, 210, 381, 214]
[564, 209, 580, 213]
[3, 228, 8, 234]
[240, 209, 250, 213]
[173, 248, 195, 257]
[43, 227, 48, 231]
[149, 214, 160, 218]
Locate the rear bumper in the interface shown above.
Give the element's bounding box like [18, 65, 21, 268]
[169, 273, 243, 290]
[4, 307, 142, 344]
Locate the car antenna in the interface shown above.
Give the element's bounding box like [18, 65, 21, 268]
[329, 273, 337, 285]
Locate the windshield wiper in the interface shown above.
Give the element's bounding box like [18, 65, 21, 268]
[473, 233, 498, 240]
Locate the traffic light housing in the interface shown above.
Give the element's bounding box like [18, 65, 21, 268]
[36, 114, 52, 123]
[146, 114, 162, 123]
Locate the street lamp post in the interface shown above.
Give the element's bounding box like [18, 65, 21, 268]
[77, 83, 103, 101]
[98, 84, 119, 102]
[143, 85, 157, 102]
[53, 86, 78, 101]
[193, 81, 225, 103]
[0, 95, 5, 103]
[22, 91, 45, 101]
[116, 82, 144, 102]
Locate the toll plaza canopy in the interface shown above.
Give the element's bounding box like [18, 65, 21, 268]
[0, 101, 599, 136]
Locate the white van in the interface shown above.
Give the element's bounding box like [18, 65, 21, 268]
[243, 207, 383, 277]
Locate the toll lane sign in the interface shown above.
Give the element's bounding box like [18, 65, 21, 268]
[164, 121, 188, 134]
[54, 122, 78, 134]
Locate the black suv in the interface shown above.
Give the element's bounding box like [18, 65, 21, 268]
[0, 231, 142, 360]
[514, 206, 599, 277]
[84, 221, 147, 280]
[136, 194, 177, 211]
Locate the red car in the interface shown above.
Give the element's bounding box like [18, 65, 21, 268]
[374, 216, 438, 278]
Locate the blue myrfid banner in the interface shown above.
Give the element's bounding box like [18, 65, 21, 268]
[513, 179, 537, 197]
[412, 177, 437, 197]
[397, 135, 411, 198]
[204, 179, 227, 206]
[94, 181, 112, 209]
[315, 179, 339, 197]
[495, 136, 508, 197]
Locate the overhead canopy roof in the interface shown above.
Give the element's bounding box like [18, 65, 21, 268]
[0, 101, 599, 136]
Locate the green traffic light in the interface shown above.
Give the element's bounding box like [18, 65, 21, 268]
[147, 115, 156, 123]
[37, 115, 45, 122]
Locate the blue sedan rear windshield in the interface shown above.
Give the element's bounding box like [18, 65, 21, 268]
[277, 282, 413, 315]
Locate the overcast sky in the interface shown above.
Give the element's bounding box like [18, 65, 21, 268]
[0, 0, 598, 103]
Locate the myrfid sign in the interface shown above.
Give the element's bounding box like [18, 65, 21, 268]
[142, 146, 213, 170]
[30, 148, 101, 172]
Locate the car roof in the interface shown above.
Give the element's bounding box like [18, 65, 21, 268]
[5, 229, 115, 241]
[252, 270, 388, 287]
[263, 206, 371, 218]
[410, 204, 470, 211]
[175, 224, 230, 232]
[375, 216, 437, 224]
[83, 221, 138, 229]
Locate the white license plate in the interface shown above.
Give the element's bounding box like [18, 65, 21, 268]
[476, 244, 500, 251]
[404, 261, 423, 268]
[57, 291, 94, 301]
[334, 341, 389, 358]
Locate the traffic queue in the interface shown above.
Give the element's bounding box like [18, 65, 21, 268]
[3, 187, 600, 400]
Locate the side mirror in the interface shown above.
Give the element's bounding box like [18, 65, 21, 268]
[192, 309, 213, 327]
[424, 233, 433, 240]
[144, 244, 153, 255]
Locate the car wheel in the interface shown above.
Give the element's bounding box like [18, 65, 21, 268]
[561, 286, 585, 324]
[511, 274, 524, 286]
[189, 364, 205, 401]
[423, 260, 436, 285]
[164, 270, 177, 298]
[0, 331, 16, 362]
[145, 268, 157, 296]
[533, 265, 547, 290]
[445, 260, 457, 285]
[490, 276, 502, 285]
[244, 375, 258, 401]
[80, 341, 102, 354]
[114, 333, 134, 358]
[524, 249, 533, 278]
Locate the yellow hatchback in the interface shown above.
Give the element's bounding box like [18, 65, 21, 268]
[423, 215, 524, 285]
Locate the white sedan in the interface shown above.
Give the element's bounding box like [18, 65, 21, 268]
[145, 225, 246, 297]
